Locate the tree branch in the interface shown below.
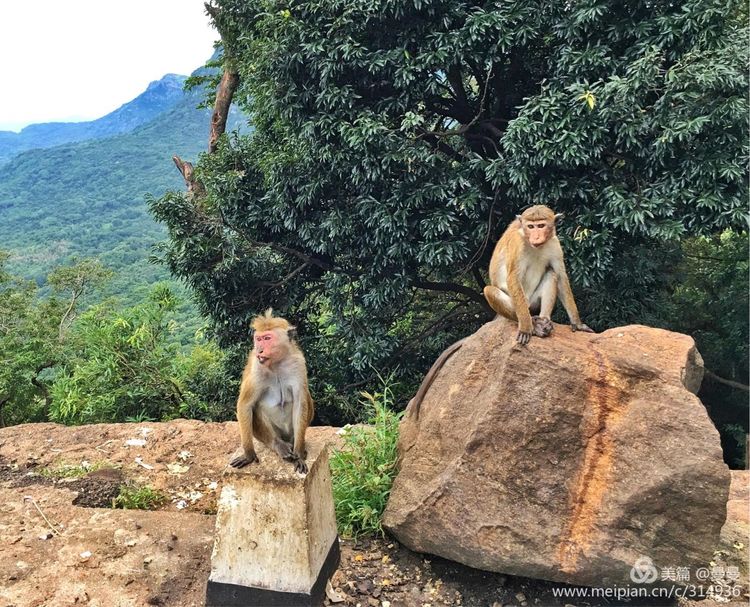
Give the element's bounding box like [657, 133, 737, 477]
[414, 279, 493, 316]
[172, 156, 206, 198]
[255, 262, 311, 289]
[704, 369, 749, 393]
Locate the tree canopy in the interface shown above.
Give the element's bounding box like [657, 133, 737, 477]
[150, 0, 748, 420]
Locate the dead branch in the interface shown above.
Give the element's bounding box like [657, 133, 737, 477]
[172, 156, 206, 198]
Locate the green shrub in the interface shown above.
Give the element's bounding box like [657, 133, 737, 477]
[330, 382, 403, 537]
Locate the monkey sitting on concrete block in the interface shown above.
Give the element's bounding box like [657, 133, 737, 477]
[483, 205, 593, 345]
[229, 309, 314, 474]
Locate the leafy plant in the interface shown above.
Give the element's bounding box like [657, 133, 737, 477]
[49, 284, 231, 424]
[330, 380, 403, 537]
[112, 483, 167, 510]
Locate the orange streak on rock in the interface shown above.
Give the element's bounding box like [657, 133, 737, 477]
[556, 346, 626, 573]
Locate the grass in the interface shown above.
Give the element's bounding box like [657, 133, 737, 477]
[112, 483, 167, 510]
[39, 460, 113, 479]
[330, 380, 403, 537]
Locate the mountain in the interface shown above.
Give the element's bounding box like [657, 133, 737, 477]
[0, 74, 188, 164]
[0, 74, 245, 312]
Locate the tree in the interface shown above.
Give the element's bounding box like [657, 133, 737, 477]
[652, 231, 749, 466]
[0, 252, 63, 425]
[50, 284, 230, 424]
[150, 0, 748, 420]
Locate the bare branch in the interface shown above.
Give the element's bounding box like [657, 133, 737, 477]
[172, 156, 206, 198]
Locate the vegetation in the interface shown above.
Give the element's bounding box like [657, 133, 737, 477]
[151, 0, 748, 426]
[113, 483, 168, 510]
[653, 231, 749, 467]
[0, 254, 232, 427]
[331, 383, 403, 537]
[0, 2, 746, 475]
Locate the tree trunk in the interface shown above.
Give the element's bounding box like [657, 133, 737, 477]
[209, 69, 240, 153]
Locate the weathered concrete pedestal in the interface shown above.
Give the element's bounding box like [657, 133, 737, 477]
[205, 439, 339, 607]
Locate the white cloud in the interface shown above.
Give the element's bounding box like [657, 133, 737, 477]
[0, 0, 217, 131]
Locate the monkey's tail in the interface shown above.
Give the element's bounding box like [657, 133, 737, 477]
[409, 338, 465, 419]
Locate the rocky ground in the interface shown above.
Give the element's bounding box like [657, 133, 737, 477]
[0, 420, 746, 607]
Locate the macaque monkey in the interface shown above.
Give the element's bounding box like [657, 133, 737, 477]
[229, 309, 314, 474]
[483, 205, 593, 345]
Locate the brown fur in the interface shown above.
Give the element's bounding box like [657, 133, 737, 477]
[230, 310, 314, 473]
[483, 205, 592, 344]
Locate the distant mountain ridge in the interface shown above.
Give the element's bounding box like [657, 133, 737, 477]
[0, 74, 188, 164]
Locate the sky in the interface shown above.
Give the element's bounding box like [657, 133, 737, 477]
[0, 0, 218, 132]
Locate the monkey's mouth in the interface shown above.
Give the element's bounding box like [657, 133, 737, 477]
[257, 355, 269, 364]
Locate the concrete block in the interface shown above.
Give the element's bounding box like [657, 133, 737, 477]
[205, 437, 339, 606]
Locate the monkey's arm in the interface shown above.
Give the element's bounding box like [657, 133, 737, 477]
[506, 254, 534, 344]
[230, 379, 260, 468]
[551, 256, 594, 333]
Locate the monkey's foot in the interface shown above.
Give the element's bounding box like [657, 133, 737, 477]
[229, 452, 259, 468]
[571, 322, 595, 333]
[293, 458, 308, 474]
[532, 316, 554, 337]
[274, 439, 295, 460]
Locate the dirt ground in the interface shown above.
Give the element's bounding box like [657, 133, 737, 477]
[0, 420, 746, 607]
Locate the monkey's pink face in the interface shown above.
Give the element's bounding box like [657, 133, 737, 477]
[254, 330, 283, 365]
[523, 221, 554, 248]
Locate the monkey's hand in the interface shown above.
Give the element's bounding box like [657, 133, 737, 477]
[570, 323, 594, 333]
[516, 329, 532, 345]
[229, 452, 259, 468]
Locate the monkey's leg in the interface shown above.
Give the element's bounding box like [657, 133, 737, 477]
[230, 398, 259, 468]
[483, 285, 518, 320]
[251, 410, 295, 461]
[530, 271, 557, 338]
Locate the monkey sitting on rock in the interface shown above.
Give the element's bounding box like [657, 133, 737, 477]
[229, 310, 314, 474]
[483, 204, 593, 345]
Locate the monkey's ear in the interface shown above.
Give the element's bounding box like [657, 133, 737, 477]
[287, 327, 298, 342]
[516, 214, 523, 223]
[554, 213, 564, 224]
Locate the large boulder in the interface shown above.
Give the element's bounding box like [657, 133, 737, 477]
[383, 320, 731, 587]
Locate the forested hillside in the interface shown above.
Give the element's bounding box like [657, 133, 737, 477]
[0, 79, 243, 305]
